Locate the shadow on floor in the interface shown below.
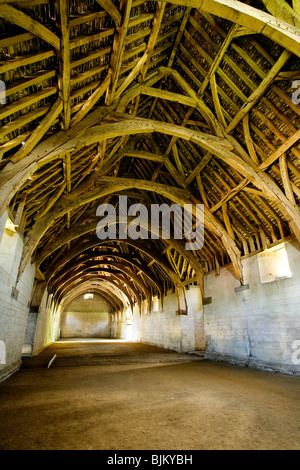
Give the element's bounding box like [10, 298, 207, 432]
[21, 338, 204, 369]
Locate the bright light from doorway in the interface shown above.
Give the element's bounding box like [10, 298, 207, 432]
[84, 293, 94, 300]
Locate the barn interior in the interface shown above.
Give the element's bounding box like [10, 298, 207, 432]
[0, 0, 300, 451]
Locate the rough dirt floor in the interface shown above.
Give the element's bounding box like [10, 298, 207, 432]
[0, 340, 300, 450]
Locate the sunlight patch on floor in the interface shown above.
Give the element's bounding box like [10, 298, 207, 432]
[55, 338, 134, 344]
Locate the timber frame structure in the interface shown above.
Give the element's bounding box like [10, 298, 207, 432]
[0, 0, 300, 315]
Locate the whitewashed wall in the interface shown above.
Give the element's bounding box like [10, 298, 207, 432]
[110, 309, 128, 339]
[0, 213, 35, 381]
[60, 293, 112, 338]
[203, 239, 300, 375]
[32, 289, 61, 355]
[132, 286, 204, 353]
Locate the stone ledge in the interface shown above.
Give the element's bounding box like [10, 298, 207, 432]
[205, 352, 300, 376]
[234, 284, 250, 293]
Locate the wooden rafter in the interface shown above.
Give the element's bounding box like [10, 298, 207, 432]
[260, 130, 300, 170]
[152, 0, 300, 56]
[140, 2, 166, 80]
[56, 0, 71, 131]
[18, 172, 244, 284]
[226, 49, 293, 133]
[11, 99, 63, 163]
[70, 74, 112, 127]
[94, 0, 122, 26]
[260, 0, 300, 27]
[105, 0, 133, 105]
[0, 4, 60, 50]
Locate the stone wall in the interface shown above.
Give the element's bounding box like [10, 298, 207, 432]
[110, 309, 128, 339]
[60, 293, 112, 338]
[132, 286, 204, 353]
[203, 239, 300, 375]
[32, 288, 60, 355]
[0, 212, 36, 382]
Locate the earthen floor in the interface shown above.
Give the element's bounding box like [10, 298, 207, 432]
[0, 340, 299, 450]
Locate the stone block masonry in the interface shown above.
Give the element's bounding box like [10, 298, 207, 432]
[203, 239, 300, 375]
[132, 286, 204, 354]
[0, 215, 35, 382]
[60, 293, 112, 338]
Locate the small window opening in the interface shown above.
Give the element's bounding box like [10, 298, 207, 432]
[84, 293, 94, 300]
[258, 243, 292, 284]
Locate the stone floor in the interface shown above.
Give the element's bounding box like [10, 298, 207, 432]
[1, 339, 300, 450]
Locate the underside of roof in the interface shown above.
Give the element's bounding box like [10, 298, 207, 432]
[0, 0, 300, 313]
